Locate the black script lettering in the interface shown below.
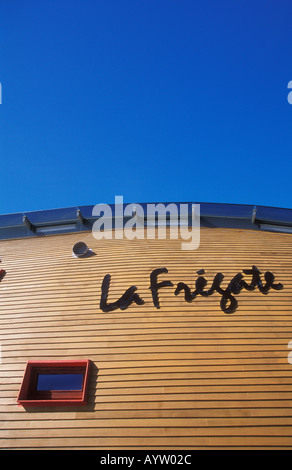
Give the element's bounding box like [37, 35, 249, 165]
[175, 272, 238, 313]
[175, 267, 284, 314]
[175, 273, 226, 302]
[241, 265, 264, 291]
[242, 265, 283, 294]
[98, 266, 284, 315]
[263, 271, 284, 292]
[217, 273, 243, 314]
[175, 273, 222, 300]
[0, 270, 6, 282]
[100, 274, 145, 312]
[149, 268, 173, 309]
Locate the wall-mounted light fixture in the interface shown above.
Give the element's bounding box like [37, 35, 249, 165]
[72, 241, 94, 258]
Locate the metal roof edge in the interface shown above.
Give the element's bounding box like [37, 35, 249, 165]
[0, 202, 291, 240]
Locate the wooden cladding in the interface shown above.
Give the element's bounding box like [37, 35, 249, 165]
[0, 227, 291, 449]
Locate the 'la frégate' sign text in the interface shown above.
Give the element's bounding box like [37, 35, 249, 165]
[100, 266, 284, 314]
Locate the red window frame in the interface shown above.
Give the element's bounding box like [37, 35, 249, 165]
[17, 360, 91, 407]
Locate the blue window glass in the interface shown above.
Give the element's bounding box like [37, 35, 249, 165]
[36, 373, 83, 391]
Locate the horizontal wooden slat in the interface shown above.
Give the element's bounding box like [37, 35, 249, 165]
[0, 227, 292, 449]
[1, 436, 292, 449]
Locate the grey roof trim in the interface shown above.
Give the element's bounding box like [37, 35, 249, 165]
[0, 202, 291, 240]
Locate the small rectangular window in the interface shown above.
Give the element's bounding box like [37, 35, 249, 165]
[36, 373, 84, 391]
[17, 360, 91, 407]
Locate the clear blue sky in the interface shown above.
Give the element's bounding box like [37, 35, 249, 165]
[0, 0, 292, 214]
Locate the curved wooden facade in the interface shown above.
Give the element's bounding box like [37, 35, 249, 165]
[0, 225, 292, 449]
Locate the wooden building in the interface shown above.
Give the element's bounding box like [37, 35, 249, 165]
[0, 202, 292, 449]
